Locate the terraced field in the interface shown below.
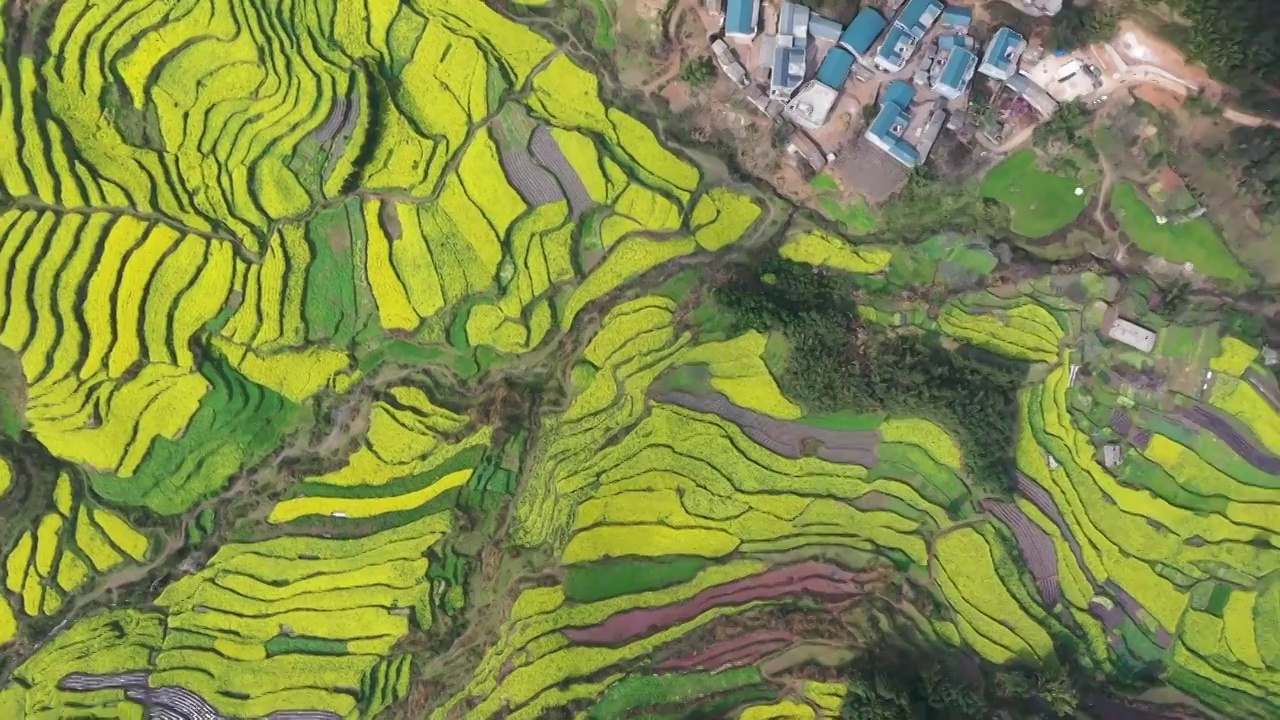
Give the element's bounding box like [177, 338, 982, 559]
[0, 1, 1277, 719]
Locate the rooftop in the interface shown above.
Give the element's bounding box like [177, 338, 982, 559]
[883, 79, 915, 108]
[817, 46, 856, 88]
[839, 6, 888, 56]
[784, 81, 841, 129]
[778, 0, 811, 37]
[1005, 73, 1060, 116]
[875, 24, 914, 71]
[980, 26, 1025, 79]
[897, 0, 944, 36]
[1105, 317, 1157, 353]
[866, 81, 921, 168]
[934, 47, 977, 98]
[725, 0, 760, 37]
[771, 45, 807, 96]
[939, 6, 973, 30]
[809, 14, 843, 43]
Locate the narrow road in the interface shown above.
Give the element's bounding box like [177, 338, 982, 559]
[1088, 94, 1130, 236]
[642, 0, 693, 95]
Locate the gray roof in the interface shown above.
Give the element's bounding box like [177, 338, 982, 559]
[809, 15, 843, 42]
[771, 45, 806, 93]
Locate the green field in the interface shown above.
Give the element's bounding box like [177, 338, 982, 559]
[811, 173, 880, 235]
[981, 150, 1090, 238]
[1111, 183, 1252, 283]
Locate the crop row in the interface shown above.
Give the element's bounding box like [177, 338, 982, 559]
[937, 302, 1062, 362]
[4, 473, 149, 621]
[690, 189, 762, 252]
[91, 355, 300, 515]
[1139, 434, 1280, 527]
[301, 383, 488, 490]
[778, 230, 892, 275]
[0, 609, 163, 716]
[39, 0, 354, 246]
[1208, 376, 1280, 457]
[466, 202, 575, 353]
[142, 511, 453, 718]
[1019, 371, 1280, 702]
[1210, 336, 1260, 377]
[674, 331, 801, 420]
[932, 527, 1056, 665]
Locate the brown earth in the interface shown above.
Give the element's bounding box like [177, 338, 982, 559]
[656, 629, 798, 671]
[562, 561, 881, 646]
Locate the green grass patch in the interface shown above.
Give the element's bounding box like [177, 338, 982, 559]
[564, 556, 711, 603]
[1117, 618, 1166, 664]
[1204, 583, 1233, 617]
[1115, 454, 1226, 514]
[811, 172, 879, 235]
[980, 150, 1089, 238]
[1110, 183, 1251, 284]
[587, 668, 766, 720]
[811, 173, 839, 192]
[653, 269, 699, 301]
[265, 635, 348, 656]
[1155, 325, 1205, 361]
[89, 357, 302, 515]
[798, 410, 885, 431]
[587, 0, 616, 50]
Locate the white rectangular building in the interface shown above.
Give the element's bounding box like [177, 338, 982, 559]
[1106, 318, 1157, 353]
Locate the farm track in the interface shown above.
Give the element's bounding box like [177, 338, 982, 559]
[640, 0, 694, 96]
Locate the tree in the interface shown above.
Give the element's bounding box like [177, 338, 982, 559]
[1155, 0, 1280, 111]
[714, 257, 1027, 498]
[1046, 2, 1121, 52]
[1034, 101, 1091, 151]
[679, 56, 716, 87]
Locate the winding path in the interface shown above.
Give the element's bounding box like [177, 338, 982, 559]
[641, 0, 693, 95]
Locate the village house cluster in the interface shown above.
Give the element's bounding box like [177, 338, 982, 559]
[705, 0, 1082, 172]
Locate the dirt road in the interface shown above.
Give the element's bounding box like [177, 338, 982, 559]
[642, 0, 693, 95]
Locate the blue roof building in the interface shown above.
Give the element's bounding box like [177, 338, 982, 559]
[865, 81, 921, 168]
[937, 34, 976, 52]
[979, 26, 1026, 80]
[838, 7, 888, 57]
[939, 7, 973, 31]
[932, 47, 978, 99]
[817, 47, 855, 88]
[883, 79, 915, 108]
[872, 0, 943, 72]
[898, 0, 944, 37]
[725, 0, 761, 39]
[874, 25, 913, 72]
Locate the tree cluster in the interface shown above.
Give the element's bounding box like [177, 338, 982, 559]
[1225, 125, 1280, 219]
[1047, 2, 1120, 52]
[679, 57, 716, 88]
[1156, 0, 1280, 110]
[1033, 101, 1091, 152]
[714, 258, 1027, 497]
[839, 644, 1082, 720]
